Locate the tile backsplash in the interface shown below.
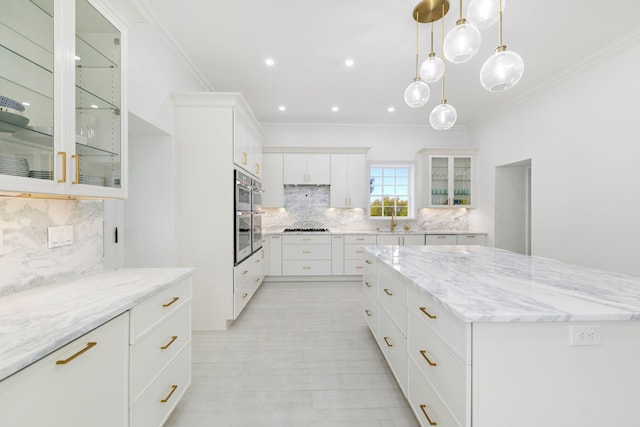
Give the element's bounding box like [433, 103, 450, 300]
[263, 185, 469, 232]
[0, 198, 104, 296]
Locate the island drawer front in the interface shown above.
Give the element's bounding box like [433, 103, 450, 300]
[130, 277, 192, 343]
[363, 256, 377, 284]
[282, 235, 331, 245]
[362, 272, 377, 300]
[233, 279, 252, 319]
[378, 309, 407, 395]
[362, 292, 378, 338]
[233, 259, 252, 292]
[130, 343, 191, 427]
[282, 244, 332, 260]
[131, 303, 191, 402]
[456, 234, 486, 245]
[344, 244, 367, 259]
[408, 357, 462, 427]
[407, 285, 469, 363]
[425, 235, 457, 245]
[379, 267, 408, 335]
[345, 234, 377, 245]
[345, 259, 365, 275]
[282, 260, 332, 275]
[408, 311, 468, 426]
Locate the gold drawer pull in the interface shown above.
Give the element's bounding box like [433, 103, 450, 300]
[163, 297, 180, 308]
[302, 238, 311, 241]
[383, 336, 393, 347]
[160, 336, 178, 350]
[160, 385, 178, 403]
[419, 350, 437, 366]
[256, 258, 261, 263]
[419, 307, 437, 319]
[241, 270, 248, 275]
[241, 292, 248, 298]
[57, 152, 67, 183]
[356, 266, 363, 270]
[356, 250, 364, 253]
[365, 259, 372, 264]
[364, 281, 373, 288]
[437, 236, 446, 239]
[302, 266, 311, 270]
[56, 342, 96, 365]
[302, 250, 311, 254]
[365, 309, 373, 317]
[242, 152, 248, 165]
[71, 154, 80, 184]
[419, 404, 438, 426]
[356, 238, 365, 241]
[383, 288, 393, 296]
[255, 277, 260, 282]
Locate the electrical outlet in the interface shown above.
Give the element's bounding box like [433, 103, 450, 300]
[570, 325, 601, 346]
[48, 225, 74, 249]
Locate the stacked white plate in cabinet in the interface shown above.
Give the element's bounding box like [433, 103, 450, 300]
[29, 170, 54, 180]
[0, 154, 29, 177]
[79, 175, 105, 186]
[0, 96, 29, 133]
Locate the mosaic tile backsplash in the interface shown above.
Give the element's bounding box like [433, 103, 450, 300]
[263, 185, 469, 232]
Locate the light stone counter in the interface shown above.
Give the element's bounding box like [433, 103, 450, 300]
[363, 245, 640, 323]
[0, 268, 193, 381]
[265, 230, 486, 235]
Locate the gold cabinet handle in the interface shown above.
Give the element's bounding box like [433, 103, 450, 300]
[356, 266, 363, 270]
[383, 288, 393, 296]
[160, 336, 178, 350]
[160, 385, 178, 403]
[302, 250, 311, 254]
[356, 250, 364, 254]
[365, 259, 372, 265]
[420, 350, 437, 367]
[255, 163, 260, 174]
[365, 309, 373, 317]
[241, 270, 248, 275]
[242, 152, 248, 165]
[255, 277, 260, 282]
[71, 154, 80, 184]
[356, 238, 365, 241]
[302, 238, 311, 241]
[419, 307, 437, 319]
[162, 296, 180, 308]
[364, 281, 373, 288]
[255, 258, 261, 263]
[241, 292, 248, 298]
[383, 336, 393, 347]
[57, 152, 67, 183]
[56, 342, 96, 365]
[437, 236, 446, 239]
[302, 266, 311, 270]
[419, 404, 438, 426]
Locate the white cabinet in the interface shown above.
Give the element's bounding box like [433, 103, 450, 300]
[173, 92, 264, 330]
[233, 249, 264, 319]
[267, 235, 283, 275]
[377, 234, 425, 246]
[0, 312, 129, 427]
[425, 234, 457, 245]
[330, 153, 367, 208]
[282, 234, 332, 275]
[0, 0, 127, 198]
[233, 110, 263, 179]
[331, 234, 345, 275]
[456, 234, 486, 246]
[345, 234, 377, 274]
[283, 153, 330, 185]
[262, 153, 284, 207]
[420, 149, 477, 208]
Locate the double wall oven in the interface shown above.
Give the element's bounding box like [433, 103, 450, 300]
[234, 170, 264, 265]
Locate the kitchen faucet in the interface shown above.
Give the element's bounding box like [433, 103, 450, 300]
[390, 209, 397, 231]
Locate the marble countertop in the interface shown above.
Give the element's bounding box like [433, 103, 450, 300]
[0, 267, 193, 382]
[364, 245, 640, 323]
[266, 230, 486, 235]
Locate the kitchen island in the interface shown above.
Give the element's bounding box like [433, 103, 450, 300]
[362, 245, 640, 427]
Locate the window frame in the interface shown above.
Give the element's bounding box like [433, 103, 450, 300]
[368, 162, 416, 220]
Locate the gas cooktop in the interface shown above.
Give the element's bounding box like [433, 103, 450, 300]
[283, 228, 330, 232]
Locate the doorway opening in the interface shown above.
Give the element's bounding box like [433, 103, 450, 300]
[495, 159, 531, 255]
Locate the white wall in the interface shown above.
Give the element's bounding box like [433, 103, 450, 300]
[470, 37, 640, 276]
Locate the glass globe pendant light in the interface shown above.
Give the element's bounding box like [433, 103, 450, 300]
[467, 0, 504, 29]
[431, 3, 457, 130]
[444, 0, 481, 63]
[479, 0, 523, 91]
[404, 11, 430, 108]
[420, 22, 444, 83]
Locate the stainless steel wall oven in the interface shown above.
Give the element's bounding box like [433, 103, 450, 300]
[234, 169, 264, 265]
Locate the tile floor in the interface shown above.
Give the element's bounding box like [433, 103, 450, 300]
[164, 280, 420, 427]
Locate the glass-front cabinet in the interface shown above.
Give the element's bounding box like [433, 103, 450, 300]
[420, 149, 477, 208]
[0, 0, 126, 198]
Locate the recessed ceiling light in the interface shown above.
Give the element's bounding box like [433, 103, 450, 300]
[345, 59, 354, 67]
[265, 58, 275, 66]
[331, 106, 339, 112]
[387, 107, 395, 113]
[22, 102, 30, 106]
[90, 104, 99, 109]
[278, 106, 286, 111]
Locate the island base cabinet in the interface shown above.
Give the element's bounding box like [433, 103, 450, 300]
[472, 321, 640, 427]
[0, 312, 129, 427]
[130, 344, 191, 427]
[378, 309, 407, 395]
[408, 358, 461, 427]
[362, 291, 378, 338]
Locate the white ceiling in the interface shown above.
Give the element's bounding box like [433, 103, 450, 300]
[134, 0, 640, 127]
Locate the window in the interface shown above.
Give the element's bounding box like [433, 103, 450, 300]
[369, 164, 414, 218]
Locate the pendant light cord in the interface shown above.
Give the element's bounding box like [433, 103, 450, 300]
[499, 0, 504, 47]
[415, 12, 420, 78]
[430, 22, 435, 55]
[441, 3, 446, 102]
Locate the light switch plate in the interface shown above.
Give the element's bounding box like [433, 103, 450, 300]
[48, 225, 74, 249]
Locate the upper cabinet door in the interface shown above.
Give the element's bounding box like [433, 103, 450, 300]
[330, 153, 366, 208]
[283, 153, 330, 185]
[0, 0, 126, 198]
[426, 154, 474, 208]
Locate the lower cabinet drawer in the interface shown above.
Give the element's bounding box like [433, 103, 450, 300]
[344, 244, 367, 259]
[345, 259, 365, 275]
[130, 343, 191, 427]
[378, 309, 407, 395]
[425, 235, 457, 245]
[282, 260, 332, 275]
[408, 357, 461, 427]
[378, 267, 408, 335]
[234, 279, 254, 319]
[408, 311, 468, 425]
[456, 234, 486, 245]
[282, 244, 332, 259]
[362, 291, 378, 338]
[130, 303, 191, 402]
